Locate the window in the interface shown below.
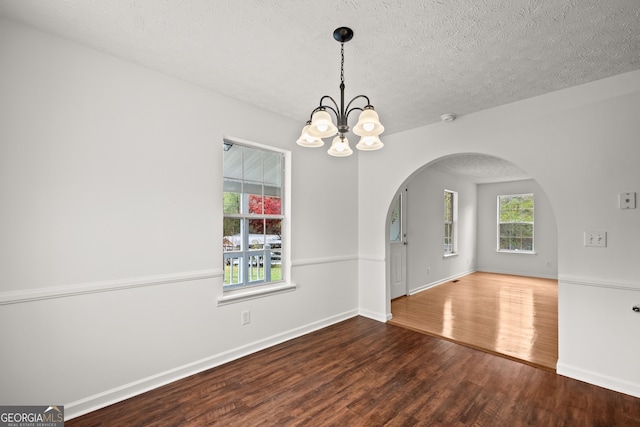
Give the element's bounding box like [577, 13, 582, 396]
[497, 193, 534, 252]
[444, 190, 457, 255]
[389, 192, 402, 242]
[223, 141, 285, 290]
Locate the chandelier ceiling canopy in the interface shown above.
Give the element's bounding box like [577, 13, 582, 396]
[296, 27, 384, 157]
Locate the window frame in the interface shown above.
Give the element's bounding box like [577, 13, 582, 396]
[444, 189, 458, 257]
[219, 137, 294, 305]
[496, 193, 535, 254]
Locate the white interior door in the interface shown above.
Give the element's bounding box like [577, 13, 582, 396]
[389, 190, 407, 299]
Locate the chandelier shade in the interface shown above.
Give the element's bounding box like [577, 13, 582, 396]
[296, 122, 325, 147]
[353, 107, 384, 137]
[307, 109, 339, 138]
[356, 135, 384, 151]
[327, 135, 353, 157]
[297, 27, 384, 157]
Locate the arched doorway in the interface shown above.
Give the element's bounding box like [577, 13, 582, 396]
[385, 153, 559, 369]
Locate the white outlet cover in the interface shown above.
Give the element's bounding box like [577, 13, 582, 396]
[241, 310, 250, 325]
[584, 231, 607, 247]
[619, 192, 636, 209]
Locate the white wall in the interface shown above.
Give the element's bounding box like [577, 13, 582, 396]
[359, 70, 640, 397]
[2, 16, 639, 415]
[0, 19, 360, 417]
[477, 179, 558, 278]
[405, 167, 477, 293]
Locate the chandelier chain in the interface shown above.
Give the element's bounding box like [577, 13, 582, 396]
[340, 43, 344, 85]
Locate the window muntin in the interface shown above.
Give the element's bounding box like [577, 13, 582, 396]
[444, 190, 457, 255]
[223, 142, 284, 290]
[497, 193, 534, 252]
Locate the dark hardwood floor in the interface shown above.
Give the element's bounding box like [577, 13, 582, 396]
[66, 316, 640, 426]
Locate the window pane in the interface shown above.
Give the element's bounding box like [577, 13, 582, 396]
[264, 195, 282, 215]
[223, 218, 242, 251]
[500, 224, 513, 237]
[265, 182, 281, 197]
[513, 224, 523, 237]
[248, 218, 265, 249]
[263, 151, 282, 186]
[248, 194, 282, 216]
[243, 148, 263, 183]
[509, 238, 520, 250]
[499, 237, 509, 249]
[444, 220, 452, 253]
[224, 254, 243, 286]
[444, 191, 453, 221]
[499, 197, 509, 209]
[223, 178, 242, 193]
[223, 190, 241, 214]
[265, 218, 282, 238]
[248, 193, 264, 215]
[223, 145, 242, 180]
[389, 194, 402, 242]
[266, 219, 282, 282]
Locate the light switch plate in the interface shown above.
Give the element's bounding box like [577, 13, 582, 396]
[584, 231, 607, 247]
[619, 192, 636, 209]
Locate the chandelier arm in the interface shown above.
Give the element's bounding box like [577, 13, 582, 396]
[344, 95, 372, 113]
[318, 95, 340, 113]
[344, 106, 364, 123]
[307, 96, 340, 122]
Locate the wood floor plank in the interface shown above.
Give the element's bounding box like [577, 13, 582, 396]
[389, 272, 558, 371]
[66, 316, 640, 426]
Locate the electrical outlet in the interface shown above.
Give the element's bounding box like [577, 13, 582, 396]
[619, 192, 636, 209]
[242, 310, 250, 325]
[584, 231, 607, 247]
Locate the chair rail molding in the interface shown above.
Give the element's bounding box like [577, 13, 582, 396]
[0, 269, 221, 305]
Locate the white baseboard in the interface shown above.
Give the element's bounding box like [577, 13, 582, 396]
[64, 309, 359, 421]
[557, 362, 640, 399]
[476, 268, 557, 280]
[358, 308, 390, 323]
[409, 270, 476, 295]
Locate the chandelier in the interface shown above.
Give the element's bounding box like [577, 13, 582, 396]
[296, 27, 384, 157]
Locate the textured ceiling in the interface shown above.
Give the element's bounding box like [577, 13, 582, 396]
[430, 154, 531, 184]
[1, 0, 639, 138]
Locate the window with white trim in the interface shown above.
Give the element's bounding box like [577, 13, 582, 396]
[497, 193, 534, 253]
[444, 190, 457, 255]
[223, 141, 285, 290]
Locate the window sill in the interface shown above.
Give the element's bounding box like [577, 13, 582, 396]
[217, 282, 297, 306]
[497, 250, 536, 255]
[443, 253, 459, 258]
